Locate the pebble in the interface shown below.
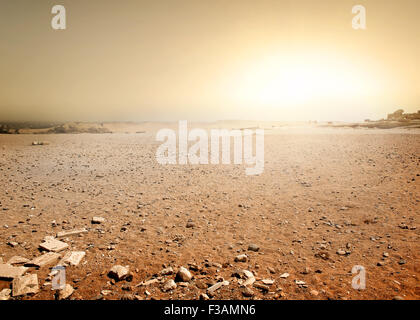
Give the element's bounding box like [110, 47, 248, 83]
[242, 287, 254, 297]
[162, 279, 177, 292]
[57, 284, 74, 300]
[248, 244, 259, 252]
[235, 254, 247, 262]
[176, 266, 192, 282]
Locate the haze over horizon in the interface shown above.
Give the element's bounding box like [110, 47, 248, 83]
[0, 0, 419, 122]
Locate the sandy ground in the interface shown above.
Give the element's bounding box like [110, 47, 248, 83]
[0, 125, 419, 300]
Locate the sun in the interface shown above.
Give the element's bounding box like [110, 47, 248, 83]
[227, 52, 378, 114]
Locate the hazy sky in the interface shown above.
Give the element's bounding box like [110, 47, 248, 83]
[0, 0, 419, 122]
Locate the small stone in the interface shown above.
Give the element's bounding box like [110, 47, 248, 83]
[92, 217, 105, 224]
[162, 279, 177, 292]
[7, 241, 18, 247]
[108, 265, 129, 281]
[279, 273, 290, 279]
[176, 266, 192, 282]
[248, 244, 259, 252]
[7, 256, 30, 266]
[57, 284, 74, 300]
[242, 276, 256, 287]
[336, 249, 346, 256]
[207, 280, 229, 294]
[199, 293, 210, 300]
[12, 274, 39, 296]
[56, 228, 88, 238]
[310, 289, 319, 296]
[393, 295, 404, 300]
[253, 283, 270, 291]
[160, 266, 174, 276]
[377, 261, 386, 266]
[262, 279, 274, 285]
[242, 287, 254, 297]
[186, 221, 195, 228]
[398, 259, 406, 265]
[235, 254, 247, 262]
[101, 290, 112, 296]
[139, 278, 159, 287]
[0, 288, 11, 300]
[383, 252, 389, 258]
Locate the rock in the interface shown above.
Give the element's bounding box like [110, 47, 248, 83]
[138, 278, 158, 286]
[92, 217, 105, 224]
[0, 263, 28, 279]
[393, 295, 404, 300]
[262, 279, 275, 285]
[59, 251, 86, 266]
[162, 279, 177, 292]
[199, 293, 210, 300]
[253, 283, 270, 291]
[57, 284, 74, 300]
[39, 238, 69, 252]
[248, 244, 259, 252]
[160, 266, 174, 276]
[377, 261, 386, 266]
[295, 280, 306, 286]
[242, 276, 256, 287]
[186, 221, 195, 228]
[310, 289, 319, 296]
[383, 252, 389, 258]
[176, 266, 192, 282]
[0, 288, 11, 300]
[12, 274, 39, 296]
[399, 259, 406, 265]
[279, 273, 290, 279]
[56, 228, 88, 238]
[7, 241, 18, 247]
[234, 254, 247, 262]
[336, 249, 346, 256]
[242, 287, 254, 297]
[101, 290, 112, 296]
[108, 265, 129, 281]
[207, 280, 229, 294]
[268, 267, 276, 274]
[7, 256, 30, 266]
[26, 252, 61, 267]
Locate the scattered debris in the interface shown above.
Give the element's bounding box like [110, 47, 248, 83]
[0, 263, 28, 279]
[39, 238, 69, 252]
[12, 274, 39, 296]
[26, 252, 61, 268]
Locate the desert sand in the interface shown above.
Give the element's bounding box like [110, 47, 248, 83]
[0, 124, 418, 300]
